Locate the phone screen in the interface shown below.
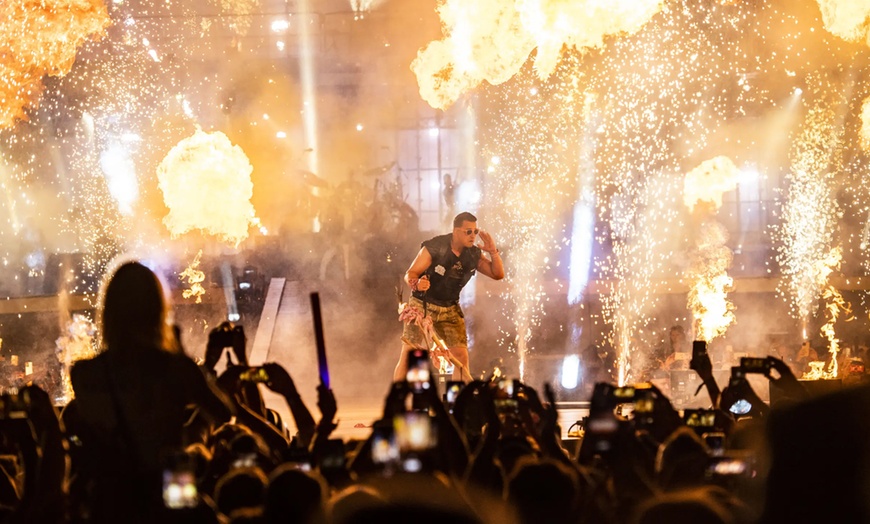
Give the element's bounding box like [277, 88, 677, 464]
[239, 367, 269, 382]
[740, 357, 770, 374]
[371, 422, 399, 466]
[406, 350, 430, 392]
[318, 439, 346, 472]
[445, 381, 464, 405]
[163, 469, 198, 509]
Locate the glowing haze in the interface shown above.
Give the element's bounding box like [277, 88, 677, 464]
[0, 0, 110, 128]
[157, 130, 258, 247]
[412, 0, 664, 110]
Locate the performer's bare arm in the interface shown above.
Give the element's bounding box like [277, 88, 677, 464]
[405, 247, 433, 291]
[476, 230, 505, 280]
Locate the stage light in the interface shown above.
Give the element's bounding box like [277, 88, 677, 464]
[560, 354, 581, 390]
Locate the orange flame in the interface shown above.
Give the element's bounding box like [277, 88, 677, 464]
[684, 158, 739, 342]
[412, 0, 664, 109]
[157, 129, 258, 247]
[801, 247, 852, 380]
[0, 0, 110, 128]
[180, 250, 206, 304]
[817, 0, 870, 43]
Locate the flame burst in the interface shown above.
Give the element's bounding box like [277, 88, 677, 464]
[0, 0, 110, 128]
[157, 129, 258, 247]
[181, 249, 206, 303]
[684, 157, 738, 342]
[801, 248, 852, 380]
[55, 314, 98, 402]
[412, 0, 664, 110]
[816, 0, 870, 44]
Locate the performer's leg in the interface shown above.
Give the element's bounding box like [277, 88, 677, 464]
[396, 317, 426, 382]
[449, 345, 470, 381]
[393, 341, 414, 382]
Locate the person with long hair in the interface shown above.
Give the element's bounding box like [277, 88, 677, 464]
[70, 261, 232, 521]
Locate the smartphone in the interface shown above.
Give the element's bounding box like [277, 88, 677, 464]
[496, 378, 518, 399]
[633, 389, 655, 427]
[394, 412, 436, 473]
[740, 357, 770, 374]
[394, 412, 436, 452]
[612, 386, 635, 400]
[706, 454, 753, 478]
[691, 340, 707, 369]
[729, 366, 745, 387]
[317, 439, 346, 473]
[371, 420, 399, 466]
[239, 367, 269, 383]
[444, 381, 464, 405]
[162, 454, 198, 509]
[406, 349, 431, 392]
[684, 408, 717, 428]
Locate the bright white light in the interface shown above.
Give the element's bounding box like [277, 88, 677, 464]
[428, 127, 440, 137]
[142, 37, 149, 46]
[239, 282, 251, 290]
[276, 41, 285, 51]
[491, 156, 501, 165]
[182, 99, 193, 118]
[356, 123, 364, 131]
[121, 132, 141, 143]
[271, 19, 289, 32]
[568, 195, 594, 305]
[100, 143, 139, 216]
[148, 49, 160, 62]
[794, 87, 803, 96]
[560, 354, 580, 389]
[530, 87, 538, 95]
[276, 131, 287, 139]
[431, 180, 441, 190]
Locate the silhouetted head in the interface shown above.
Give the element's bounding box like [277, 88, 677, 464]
[99, 261, 174, 352]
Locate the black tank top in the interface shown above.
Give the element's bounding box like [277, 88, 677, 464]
[412, 234, 481, 305]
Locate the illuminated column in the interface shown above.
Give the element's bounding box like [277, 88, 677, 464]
[298, 0, 319, 232]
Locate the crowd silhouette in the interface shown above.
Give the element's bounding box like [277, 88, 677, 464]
[0, 260, 867, 523]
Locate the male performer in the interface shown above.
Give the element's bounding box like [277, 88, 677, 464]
[394, 211, 505, 381]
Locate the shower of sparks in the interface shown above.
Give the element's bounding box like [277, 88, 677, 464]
[180, 249, 206, 303]
[412, 0, 664, 110]
[0, 0, 111, 128]
[861, 95, 870, 151]
[55, 313, 98, 402]
[157, 129, 258, 247]
[480, 52, 588, 380]
[589, 0, 764, 382]
[684, 157, 738, 342]
[775, 90, 845, 323]
[212, 0, 260, 36]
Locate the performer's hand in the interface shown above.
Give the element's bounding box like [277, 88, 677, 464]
[415, 275, 430, 292]
[477, 229, 498, 254]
